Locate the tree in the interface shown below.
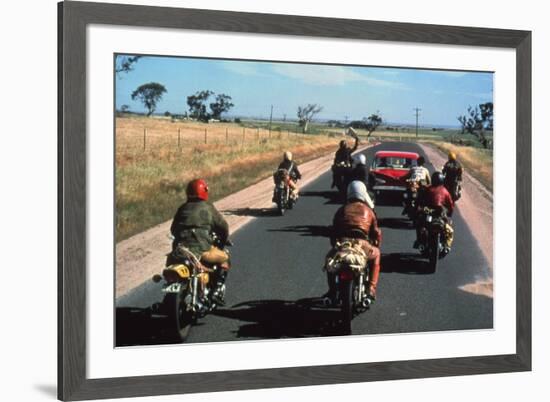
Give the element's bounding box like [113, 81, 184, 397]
[363, 113, 383, 137]
[115, 56, 141, 76]
[131, 82, 167, 117]
[209, 94, 234, 120]
[297, 104, 323, 133]
[120, 104, 129, 113]
[457, 102, 493, 148]
[187, 90, 214, 122]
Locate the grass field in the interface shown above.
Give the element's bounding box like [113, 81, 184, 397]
[431, 142, 493, 192]
[116, 116, 344, 241]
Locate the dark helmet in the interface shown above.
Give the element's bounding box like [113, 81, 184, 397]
[417, 156, 425, 166]
[339, 140, 347, 148]
[186, 178, 209, 201]
[431, 171, 444, 186]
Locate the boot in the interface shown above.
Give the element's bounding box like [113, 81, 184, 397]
[366, 283, 377, 302]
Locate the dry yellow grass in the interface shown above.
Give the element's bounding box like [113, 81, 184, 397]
[433, 142, 493, 191]
[117, 116, 301, 151]
[116, 116, 342, 241]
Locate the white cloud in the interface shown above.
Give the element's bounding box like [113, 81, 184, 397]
[270, 64, 408, 89]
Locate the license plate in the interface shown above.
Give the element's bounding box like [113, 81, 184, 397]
[162, 282, 182, 293]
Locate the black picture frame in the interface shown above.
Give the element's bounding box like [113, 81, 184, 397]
[58, 1, 532, 400]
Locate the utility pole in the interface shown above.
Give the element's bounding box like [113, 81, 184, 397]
[283, 113, 286, 123]
[413, 108, 421, 138]
[268, 105, 273, 137]
[344, 115, 349, 125]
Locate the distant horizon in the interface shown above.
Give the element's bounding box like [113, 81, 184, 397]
[116, 55, 493, 127]
[117, 109, 463, 129]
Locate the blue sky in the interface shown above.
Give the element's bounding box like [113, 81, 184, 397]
[115, 55, 493, 127]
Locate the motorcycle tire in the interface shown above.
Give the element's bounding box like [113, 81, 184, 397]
[339, 280, 354, 335]
[165, 290, 193, 342]
[428, 232, 440, 274]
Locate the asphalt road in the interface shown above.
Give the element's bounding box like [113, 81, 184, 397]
[116, 142, 493, 346]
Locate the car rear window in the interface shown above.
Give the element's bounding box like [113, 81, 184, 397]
[374, 156, 415, 169]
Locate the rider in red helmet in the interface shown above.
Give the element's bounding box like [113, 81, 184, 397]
[168, 178, 231, 304]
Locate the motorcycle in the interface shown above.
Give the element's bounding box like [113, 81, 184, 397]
[445, 180, 462, 201]
[402, 179, 420, 221]
[331, 161, 352, 196]
[416, 207, 451, 273]
[324, 233, 373, 335]
[153, 234, 232, 342]
[273, 168, 296, 215]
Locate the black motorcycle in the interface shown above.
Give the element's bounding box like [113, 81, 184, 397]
[331, 162, 352, 196]
[445, 179, 462, 201]
[402, 179, 420, 221]
[416, 207, 450, 273]
[273, 168, 296, 215]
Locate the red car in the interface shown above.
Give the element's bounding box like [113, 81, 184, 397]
[368, 151, 420, 195]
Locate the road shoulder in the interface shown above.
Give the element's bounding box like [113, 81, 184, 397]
[419, 143, 493, 298]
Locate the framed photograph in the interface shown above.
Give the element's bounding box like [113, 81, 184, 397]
[58, 1, 531, 400]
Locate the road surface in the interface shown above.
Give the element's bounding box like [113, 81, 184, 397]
[116, 142, 493, 346]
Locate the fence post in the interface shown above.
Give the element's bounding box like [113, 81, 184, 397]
[226, 127, 228, 143]
[178, 128, 181, 149]
[242, 127, 245, 144]
[204, 128, 207, 144]
[143, 128, 147, 150]
[257, 128, 260, 141]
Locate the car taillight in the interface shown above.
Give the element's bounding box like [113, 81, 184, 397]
[338, 270, 354, 281]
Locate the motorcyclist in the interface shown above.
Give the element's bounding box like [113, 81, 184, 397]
[168, 178, 231, 304]
[442, 151, 463, 201]
[328, 180, 381, 301]
[275, 151, 302, 201]
[401, 156, 431, 216]
[348, 154, 369, 189]
[414, 172, 454, 251]
[331, 128, 359, 188]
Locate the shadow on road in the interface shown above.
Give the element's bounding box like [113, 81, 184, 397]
[115, 306, 176, 346]
[378, 217, 414, 230]
[213, 298, 346, 338]
[300, 190, 343, 205]
[267, 225, 332, 238]
[381, 252, 433, 275]
[223, 207, 280, 218]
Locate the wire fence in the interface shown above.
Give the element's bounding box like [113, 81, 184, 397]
[115, 121, 314, 152]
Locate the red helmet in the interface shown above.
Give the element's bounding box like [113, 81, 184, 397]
[186, 179, 209, 201]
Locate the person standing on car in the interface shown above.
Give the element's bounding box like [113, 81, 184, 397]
[168, 178, 231, 304]
[329, 181, 381, 301]
[442, 151, 463, 201]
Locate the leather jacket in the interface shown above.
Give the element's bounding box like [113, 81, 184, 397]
[418, 185, 454, 216]
[332, 201, 382, 246]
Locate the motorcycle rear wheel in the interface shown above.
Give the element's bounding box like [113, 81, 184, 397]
[428, 232, 440, 274]
[165, 290, 194, 342]
[339, 280, 353, 335]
